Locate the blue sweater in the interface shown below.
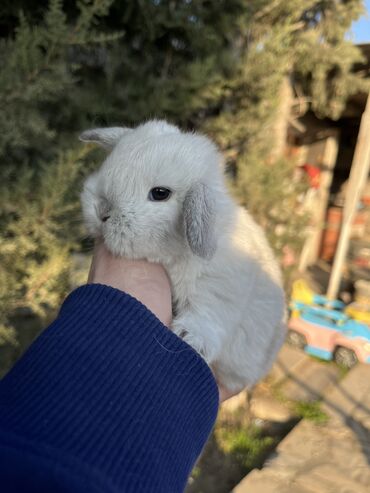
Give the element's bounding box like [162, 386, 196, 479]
[0, 284, 219, 492]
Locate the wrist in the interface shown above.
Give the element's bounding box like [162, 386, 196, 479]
[88, 242, 172, 325]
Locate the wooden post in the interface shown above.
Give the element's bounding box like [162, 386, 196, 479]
[326, 93, 370, 300]
[270, 75, 293, 161]
[298, 131, 339, 272]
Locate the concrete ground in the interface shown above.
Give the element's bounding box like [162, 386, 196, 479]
[233, 350, 370, 493]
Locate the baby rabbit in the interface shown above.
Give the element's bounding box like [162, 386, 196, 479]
[80, 120, 286, 392]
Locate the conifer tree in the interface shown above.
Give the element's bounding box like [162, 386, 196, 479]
[0, 0, 118, 348]
[201, 0, 368, 269]
[0, 0, 368, 353]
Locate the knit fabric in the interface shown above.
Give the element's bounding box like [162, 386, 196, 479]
[0, 284, 219, 492]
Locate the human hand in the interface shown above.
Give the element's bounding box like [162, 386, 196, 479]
[88, 241, 172, 326]
[88, 242, 239, 402]
[218, 386, 240, 402]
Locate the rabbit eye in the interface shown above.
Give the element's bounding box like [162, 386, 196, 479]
[148, 187, 172, 201]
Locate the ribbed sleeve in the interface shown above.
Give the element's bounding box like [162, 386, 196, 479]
[0, 284, 219, 493]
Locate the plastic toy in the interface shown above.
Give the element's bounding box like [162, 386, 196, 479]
[291, 279, 344, 310]
[288, 303, 370, 368]
[345, 302, 370, 325]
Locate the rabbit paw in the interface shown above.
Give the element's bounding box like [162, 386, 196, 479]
[172, 324, 215, 364]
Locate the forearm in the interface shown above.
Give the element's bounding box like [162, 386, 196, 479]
[0, 284, 219, 493]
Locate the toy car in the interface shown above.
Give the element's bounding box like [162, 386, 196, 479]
[288, 303, 370, 368]
[345, 302, 370, 325]
[291, 279, 345, 310]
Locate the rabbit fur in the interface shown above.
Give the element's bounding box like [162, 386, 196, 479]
[80, 120, 286, 392]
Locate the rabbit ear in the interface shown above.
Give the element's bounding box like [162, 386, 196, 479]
[79, 127, 131, 150]
[183, 182, 217, 259]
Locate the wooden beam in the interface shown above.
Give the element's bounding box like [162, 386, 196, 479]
[298, 131, 339, 272]
[270, 76, 293, 161]
[327, 92, 370, 300]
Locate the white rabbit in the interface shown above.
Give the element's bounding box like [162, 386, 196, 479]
[80, 120, 286, 392]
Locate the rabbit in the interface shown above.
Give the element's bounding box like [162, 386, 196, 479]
[80, 119, 286, 392]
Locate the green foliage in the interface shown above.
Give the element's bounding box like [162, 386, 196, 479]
[0, 0, 120, 168]
[235, 157, 309, 263]
[0, 0, 116, 348]
[200, 0, 367, 268]
[216, 424, 276, 471]
[0, 147, 91, 343]
[0, 325, 17, 347]
[0, 0, 368, 354]
[294, 400, 329, 424]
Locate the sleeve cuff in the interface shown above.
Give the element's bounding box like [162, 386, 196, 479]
[0, 284, 219, 492]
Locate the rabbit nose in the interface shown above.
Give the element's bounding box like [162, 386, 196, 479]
[101, 215, 110, 222]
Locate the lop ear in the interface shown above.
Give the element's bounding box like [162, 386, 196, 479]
[183, 183, 217, 259]
[79, 127, 131, 150]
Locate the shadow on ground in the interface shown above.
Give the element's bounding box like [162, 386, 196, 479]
[186, 417, 296, 493]
[276, 357, 370, 465]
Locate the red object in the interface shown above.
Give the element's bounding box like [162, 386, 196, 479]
[320, 207, 368, 262]
[301, 163, 321, 189]
[320, 207, 342, 261]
